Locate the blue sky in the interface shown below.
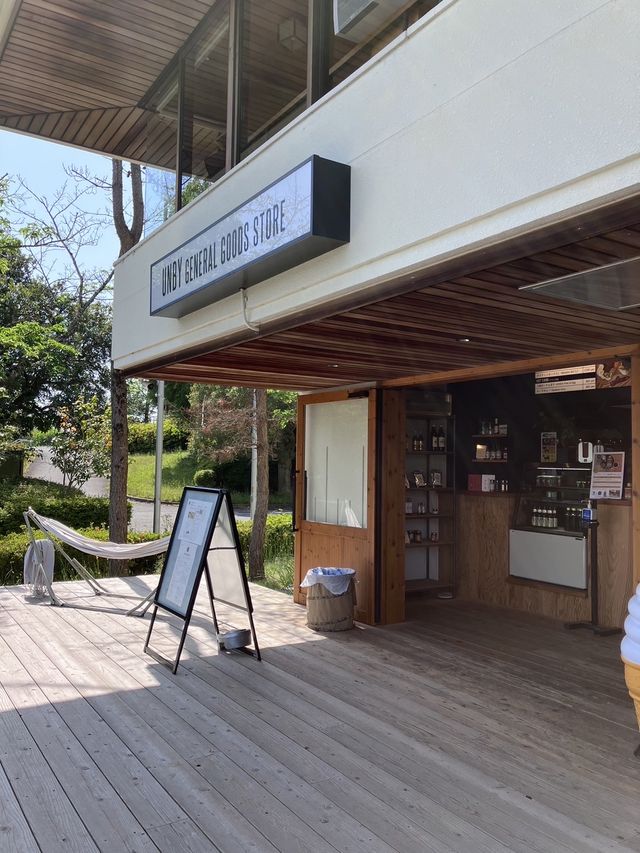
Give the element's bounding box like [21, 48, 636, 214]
[0, 129, 120, 270]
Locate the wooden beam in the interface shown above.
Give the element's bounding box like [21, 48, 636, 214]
[379, 389, 405, 624]
[382, 345, 640, 389]
[632, 352, 640, 586]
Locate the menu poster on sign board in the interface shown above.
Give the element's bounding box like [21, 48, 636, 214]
[155, 490, 219, 618]
[590, 452, 625, 500]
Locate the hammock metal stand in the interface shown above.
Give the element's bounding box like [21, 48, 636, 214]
[23, 507, 169, 617]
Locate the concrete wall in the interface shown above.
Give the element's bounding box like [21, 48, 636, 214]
[112, 0, 640, 372]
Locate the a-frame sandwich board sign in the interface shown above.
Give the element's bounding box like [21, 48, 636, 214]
[144, 487, 260, 673]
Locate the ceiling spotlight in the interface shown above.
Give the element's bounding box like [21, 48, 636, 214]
[278, 16, 307, 51]
[458, 337, 471, 343]
[329, 363, 339, 368]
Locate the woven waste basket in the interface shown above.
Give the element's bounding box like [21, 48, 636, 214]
[301, 567, 356, 632]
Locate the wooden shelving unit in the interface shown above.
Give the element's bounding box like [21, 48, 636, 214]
[404, 410, 456, 597]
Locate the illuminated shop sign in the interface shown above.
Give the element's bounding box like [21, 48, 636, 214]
[150, 156, 351, 318]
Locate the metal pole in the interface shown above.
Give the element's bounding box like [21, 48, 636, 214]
[153, 380, 165, 534]
[250, 388, 257, 520]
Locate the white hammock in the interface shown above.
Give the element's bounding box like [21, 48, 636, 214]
[29, 510, 171, 558]
[23, 507, 170, 616]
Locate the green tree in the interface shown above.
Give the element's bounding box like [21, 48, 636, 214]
[127, 378, 155, 423]
[50, 396, 111, 490]
[0, 322, 77, 431]
[1, 175, 113, 421]
[187, 384, 296, 579]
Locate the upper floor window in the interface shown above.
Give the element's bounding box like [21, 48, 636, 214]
[144, 0, 443, 215]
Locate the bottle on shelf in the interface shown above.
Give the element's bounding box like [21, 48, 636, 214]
[418, 432, 425, 451]
[494, 417, 499, 434]
[503, 446, 508, 461]
[430, 427, 438, 451]
[438, 425, 446, 450]
[412, 433, 419, 451]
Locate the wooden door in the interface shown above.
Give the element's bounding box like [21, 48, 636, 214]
[293, 389, 377, 624]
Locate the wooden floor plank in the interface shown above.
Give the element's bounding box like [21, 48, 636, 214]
[70, 594, 630, 853]
[1, 579, 640, 853]
[0, 683, 99, 853]
[8, 603, 280, 853]
[0, 632, 158, 853]
[0, 759, 40, 853]
[50, 601, 408, 853]
[0, 607, 213, 849]
[60, 584, 640, 849]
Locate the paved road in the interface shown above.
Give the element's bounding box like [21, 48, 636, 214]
[26, 448, 253, 533]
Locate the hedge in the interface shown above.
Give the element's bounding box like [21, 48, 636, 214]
[0, 527, 163, 586]
[0, 512, 294, 587]
[128, 419, 188, 454]
[0, 478, 126, 536]
[235, 514, 294, 566]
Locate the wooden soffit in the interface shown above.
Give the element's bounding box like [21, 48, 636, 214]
[0, 0, 212, 162]
[137, 199, 640, 390]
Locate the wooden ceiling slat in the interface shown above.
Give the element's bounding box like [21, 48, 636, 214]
[137, 215, 640, 390]
[0, 0, 213, 126]
[11, 18, 161, 83]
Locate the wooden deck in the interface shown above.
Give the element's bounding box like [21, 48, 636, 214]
[0, 576, 639, 853]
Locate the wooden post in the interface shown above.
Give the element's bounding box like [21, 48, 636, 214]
[632, 352, 640, 586]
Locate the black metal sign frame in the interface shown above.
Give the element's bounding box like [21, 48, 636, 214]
[144, 487, 260, 673]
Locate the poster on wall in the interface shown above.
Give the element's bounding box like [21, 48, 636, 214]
[540, 432, 558, 463]
[590, 451, 625, 500]
[595, 360, 631, 389]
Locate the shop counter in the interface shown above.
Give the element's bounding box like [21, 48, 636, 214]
[456, 492, 632, 627]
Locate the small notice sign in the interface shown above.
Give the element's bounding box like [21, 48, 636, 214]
[540, 432, 558, 463]
[590, 451, 625, 500]
[145, 487, 260, 672]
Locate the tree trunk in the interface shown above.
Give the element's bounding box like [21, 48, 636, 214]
[109, 159, 143, 573]
[248, 388, 268, 581]
[109, 368, 129, 574]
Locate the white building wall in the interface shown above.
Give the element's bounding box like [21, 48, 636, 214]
[112, 0, 640, 372]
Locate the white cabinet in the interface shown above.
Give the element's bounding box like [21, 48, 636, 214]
[509, 529, 587, 589]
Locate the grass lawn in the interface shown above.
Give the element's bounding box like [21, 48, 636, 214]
[127, 452, 292, 509]
[128, 451, 198, 502]
[256, 556, 294, 595]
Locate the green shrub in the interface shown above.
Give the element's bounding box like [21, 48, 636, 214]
[0, 478, 129, 535]
[31, 427, 59, 445]
[0, 527, 163, 586]
[235, 514, 294, 565]
[193, 468, 217, 487]
[128, 419, 188, 454]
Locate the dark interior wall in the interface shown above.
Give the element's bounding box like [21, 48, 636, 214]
[451, 374, 631, 491]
